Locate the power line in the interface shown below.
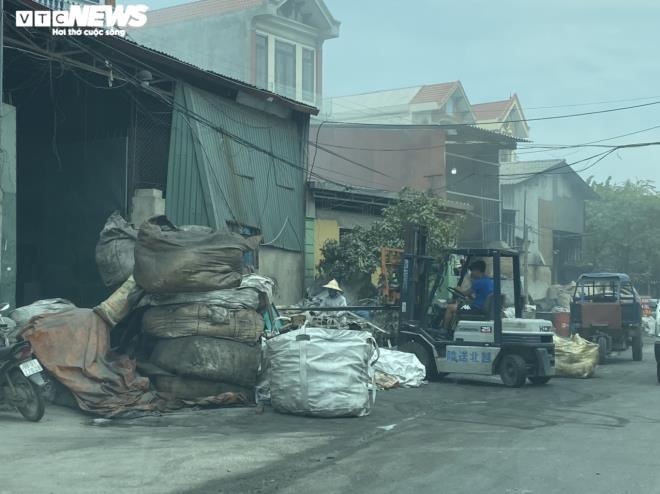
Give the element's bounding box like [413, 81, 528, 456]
[326, 87, 660, 113]
[310, 121, 660, 155]
[308, 140, 395, 179]
[499, 150, 615, 182]
[327, 90, 660, 123]
[19, 27, 644, 221]
[323, 98, 660, 130]
[515, 124, 660, 156]
[57, 35, 391, 196]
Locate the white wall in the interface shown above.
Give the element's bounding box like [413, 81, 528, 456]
[131, 12, 252, 83]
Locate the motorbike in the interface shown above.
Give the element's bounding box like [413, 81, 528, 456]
[0, 303, 46, 422]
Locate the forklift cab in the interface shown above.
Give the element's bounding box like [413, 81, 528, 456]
[397, 225, 555, 388]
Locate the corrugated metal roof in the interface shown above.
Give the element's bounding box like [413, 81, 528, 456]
[500, 159, 599, 199]
[500, 159, 566, 184]
[167, 83, 306, 251]
[309, 180, 472, 212]
[314, 120, 523, 142]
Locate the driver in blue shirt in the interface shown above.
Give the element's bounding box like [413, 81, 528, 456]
[443, 260, 494, 329]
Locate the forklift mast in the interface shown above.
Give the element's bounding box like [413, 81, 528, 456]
[399, 224, 431, 324]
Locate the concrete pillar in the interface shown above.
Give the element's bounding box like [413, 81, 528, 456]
[131, 188, 165, 227]
[0, 104, 17, 307]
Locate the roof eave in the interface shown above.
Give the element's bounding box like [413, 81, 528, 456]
[308, 181, 472, 213]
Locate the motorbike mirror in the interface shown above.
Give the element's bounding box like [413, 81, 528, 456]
[0, 303, 9, 312]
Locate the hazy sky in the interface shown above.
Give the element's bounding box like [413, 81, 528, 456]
[137, 0, 660, 183]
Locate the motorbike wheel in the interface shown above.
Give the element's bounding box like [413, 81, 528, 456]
[10, 370, 45, 422]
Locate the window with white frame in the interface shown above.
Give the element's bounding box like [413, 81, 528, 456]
[275, 40, 296, 99]
[256, 33, 268, 90]
[255, 32, 316, 104]
[302, 47, 315, 102]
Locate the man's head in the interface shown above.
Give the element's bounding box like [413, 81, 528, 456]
[328, 289, 339, 298]
[469, 260, 487, 278]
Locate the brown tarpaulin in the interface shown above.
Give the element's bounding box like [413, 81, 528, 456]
[21, 309, 248, 417]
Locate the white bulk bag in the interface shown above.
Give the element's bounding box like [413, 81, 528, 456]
[266, 327, 378, 417]
[375, 348, 426, 388]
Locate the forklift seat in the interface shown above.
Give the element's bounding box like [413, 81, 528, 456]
[459, 294, 504, 321]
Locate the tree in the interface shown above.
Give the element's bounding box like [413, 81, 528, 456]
[317, 189, 464, 297]
[584, 178, 660, 284]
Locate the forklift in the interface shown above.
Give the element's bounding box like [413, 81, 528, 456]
[397, 225, 555, 388]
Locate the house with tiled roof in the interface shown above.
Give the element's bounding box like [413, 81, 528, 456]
[471, 95, 529, 163]
[130, 0, 340, 106]
[472, 94, 529, 139]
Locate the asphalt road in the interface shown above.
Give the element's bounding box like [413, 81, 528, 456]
[2, 339, 660, 494]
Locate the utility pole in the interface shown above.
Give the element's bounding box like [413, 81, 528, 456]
[522, 190, 529, 303]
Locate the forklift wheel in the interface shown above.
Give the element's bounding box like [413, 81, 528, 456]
[399, 340, 439, 381]
[499, 354, 527, 388]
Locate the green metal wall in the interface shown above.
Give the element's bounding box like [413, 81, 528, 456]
[166, 83, 307, 252]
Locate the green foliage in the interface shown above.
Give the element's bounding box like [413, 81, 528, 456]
[317, 189, 464, 293]
[584, 178, 660, 282]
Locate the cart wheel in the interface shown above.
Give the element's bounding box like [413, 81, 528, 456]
[632, 333, 643, 361]
[399, 340, 439, 381]
[597, 337, 608, 365]
[499, 354, 527, 388]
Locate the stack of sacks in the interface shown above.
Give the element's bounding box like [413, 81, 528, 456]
[133, 216, 270, 401]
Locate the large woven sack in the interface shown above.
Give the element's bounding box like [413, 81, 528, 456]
[375, 348, 426, 388]
[133, 216, 260, 293]
[138, 288, 261, 310]
[153, 375, 254, 401]
[94, 276, 141, 327]
[554, 334, 599, 378]
[95, 212, 137, 287]
[266, 327, 379, 417]
[142, 305, 263, 343]
[150, 337, 260, 387]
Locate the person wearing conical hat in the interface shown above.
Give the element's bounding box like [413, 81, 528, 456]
[320, 279, 347, 307]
